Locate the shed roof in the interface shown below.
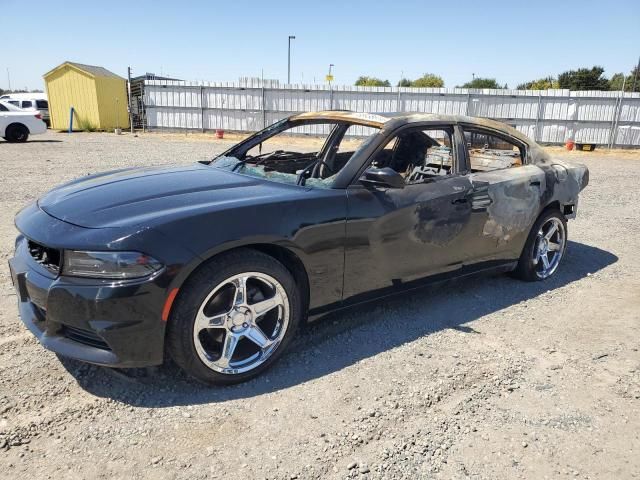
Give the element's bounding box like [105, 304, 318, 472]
[43, 62, 124, 80]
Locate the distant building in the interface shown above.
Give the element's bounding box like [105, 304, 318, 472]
[43, 61, 129, 131]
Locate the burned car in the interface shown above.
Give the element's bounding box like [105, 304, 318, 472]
[9, 112, 588, 384]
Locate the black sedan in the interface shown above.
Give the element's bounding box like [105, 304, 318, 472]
[9, 111, 588, 384]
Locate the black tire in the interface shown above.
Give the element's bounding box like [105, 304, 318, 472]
[167, 248, 303, 385]
[5, 124, 29, 143]
[512, 208, 567, 282]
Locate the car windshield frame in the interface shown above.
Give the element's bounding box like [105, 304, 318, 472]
[210, 118, 381, 189]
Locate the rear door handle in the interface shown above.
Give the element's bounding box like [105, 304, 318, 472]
[530, 180, 541, 186]
[452, 197, 468, 205]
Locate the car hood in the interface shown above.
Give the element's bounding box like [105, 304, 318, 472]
[38, 163, 304, 228]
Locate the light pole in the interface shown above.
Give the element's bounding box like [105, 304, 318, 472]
[287, 35, 296, 84]
[327, 63, 334, 85]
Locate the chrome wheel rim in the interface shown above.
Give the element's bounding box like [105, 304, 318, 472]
[533, 217, 565, 279]
[193, 272, 289, 375]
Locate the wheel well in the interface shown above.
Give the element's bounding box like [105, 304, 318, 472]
[247, 244, 310, 313]
[6, 122, 29, 133]
[172, 244, 311, 321]
[541, 200, 561, 216]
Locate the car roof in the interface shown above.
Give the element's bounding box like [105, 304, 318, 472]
[0, 93, 47, 100]
[0, 100, 23, 111]
[288, 110, 533, 145]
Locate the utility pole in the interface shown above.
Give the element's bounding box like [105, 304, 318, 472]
[127, 66, 134, 133]
[6, 68, 11, 91]
[287, 35, 296, 84]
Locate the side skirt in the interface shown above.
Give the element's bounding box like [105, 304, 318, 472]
[306, 260, 518, 323]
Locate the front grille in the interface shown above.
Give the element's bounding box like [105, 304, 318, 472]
[61, 325, 111, 351]
[27, 240, 61, 275]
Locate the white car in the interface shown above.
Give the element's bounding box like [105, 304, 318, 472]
[0, 100, 47, 142]
[0, 93, 50, 126]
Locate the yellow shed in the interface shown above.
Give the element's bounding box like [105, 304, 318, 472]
[44, 61, 130, 131]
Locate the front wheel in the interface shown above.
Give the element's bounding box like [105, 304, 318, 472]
[167, 249, 303, 385]
[512, 209, 567, 281]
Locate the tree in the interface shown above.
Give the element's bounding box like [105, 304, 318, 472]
[557, 66, 609, 91]
[410, 73, 444, 88]
[460, 78, 501, 89]
[517, 76, 559, 90]
[609, 73, 628, 91]
[397, 78, 412, 87]
[355, 76, 391, 87]
[609, 66, 640, 92]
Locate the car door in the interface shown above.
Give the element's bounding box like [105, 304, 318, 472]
[342, 124, 474, 301]
[457, 124, 545, 265]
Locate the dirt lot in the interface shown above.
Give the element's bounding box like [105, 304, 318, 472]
[0, 131, 639, 479]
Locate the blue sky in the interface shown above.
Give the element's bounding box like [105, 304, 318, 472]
[2, 0, 639, 90]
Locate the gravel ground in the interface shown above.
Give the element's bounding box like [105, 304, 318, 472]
[0, 131, 639, 479]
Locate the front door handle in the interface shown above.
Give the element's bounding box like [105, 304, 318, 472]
[530, 180, 541, 186]
[452, 197, 468, 205]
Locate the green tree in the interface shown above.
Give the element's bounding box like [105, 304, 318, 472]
[460, 78, 501, 89]
[517, 76, 559, 90]
[609, 66, 640, 92]
[397, 78, 412, 87]
[410, 73, 444, 88]
[557, 66, 609, 91]
[355, 76, 391, 87]
[609, 73, 628, 91]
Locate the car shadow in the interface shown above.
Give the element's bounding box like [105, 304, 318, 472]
[60, 241, 617, 407]
[0, 139, 63, 143]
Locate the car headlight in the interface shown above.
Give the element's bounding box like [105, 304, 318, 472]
[62, 250, 163, 279]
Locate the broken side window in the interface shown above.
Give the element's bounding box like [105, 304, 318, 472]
[462, 128, 524, 172]
[370, 128, 455, 185]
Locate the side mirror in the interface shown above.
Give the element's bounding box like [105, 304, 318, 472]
[360, 167, 405, 189]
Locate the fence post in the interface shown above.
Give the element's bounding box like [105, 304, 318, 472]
[329, 84, 334, 111]
[609, 92, 624, 148]
[127, 67, 134, 133]
[608, 94, 620, 148]
[68, 106, 74, 133]
[535, 91, 542, 142]
[261, 79, 266, 129]
[200, 85, 205, 133]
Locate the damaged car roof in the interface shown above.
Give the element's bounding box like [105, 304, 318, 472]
[289, 111, 533, 145]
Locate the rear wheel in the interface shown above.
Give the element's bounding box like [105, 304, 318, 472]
[167, 249, 303, 385]
[5, 124, 29, 143]
[513, 209, 567, 281]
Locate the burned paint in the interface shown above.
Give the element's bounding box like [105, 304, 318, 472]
[209, 110, 589, 305]
[480, 170, 542, 245]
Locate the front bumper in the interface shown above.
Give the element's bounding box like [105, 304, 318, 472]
[9, 235, 168, 368]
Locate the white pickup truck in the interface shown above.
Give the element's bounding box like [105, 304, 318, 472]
[0, 100, 47, 142]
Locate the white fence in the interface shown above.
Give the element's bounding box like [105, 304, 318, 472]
[142, 79, 640, 146]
